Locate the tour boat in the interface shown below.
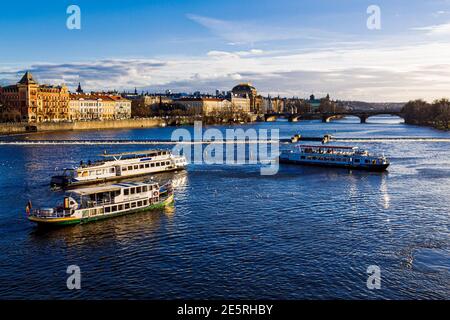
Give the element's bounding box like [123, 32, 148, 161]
[28, 181, 174, 227]
[280, 145, 389, 171]
[51, 149, 187, 188]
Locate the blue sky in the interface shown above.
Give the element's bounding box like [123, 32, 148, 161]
[1, 0, 450, 101]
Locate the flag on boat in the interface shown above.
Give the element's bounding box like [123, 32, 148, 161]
[25, 200, 32, 216]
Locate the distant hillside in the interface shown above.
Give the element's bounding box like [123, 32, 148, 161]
[338, 101, 405, 112]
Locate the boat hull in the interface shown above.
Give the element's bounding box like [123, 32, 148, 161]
[280, 158, 389, 171]
[28, 195, 174, 227]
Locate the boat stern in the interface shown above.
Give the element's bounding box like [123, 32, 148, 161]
[28, 208, 80, 226]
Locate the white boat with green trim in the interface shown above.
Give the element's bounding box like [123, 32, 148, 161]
[28, 181, 174, 227]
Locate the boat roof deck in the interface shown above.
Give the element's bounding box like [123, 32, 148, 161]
[71, 181, 158, 195]
[100, 150, 169, 157]
[299, 145, 357, 150]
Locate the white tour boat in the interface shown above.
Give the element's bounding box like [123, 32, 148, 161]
[280, 145, 390, 171]
[28, 181, 174, 226]
[51, 149, 187, 188]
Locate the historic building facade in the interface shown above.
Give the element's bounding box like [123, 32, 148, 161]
[229, 95, 251, 113]
[175, 97, 232, 115]
[231, 83, 260, 113]
[69, 94, 130, 120]
[0, 72, 69, 122]
[111, 95, 132, 119]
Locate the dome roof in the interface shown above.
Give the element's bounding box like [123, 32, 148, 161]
[232, 83, 256, 92]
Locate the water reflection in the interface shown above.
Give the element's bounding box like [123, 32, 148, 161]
[380, 174, 390, 210]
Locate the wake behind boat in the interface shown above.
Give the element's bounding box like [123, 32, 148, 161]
[51, 149, 187, 188]
[28, 181, 174, 227]
[280, 145, 389, 171]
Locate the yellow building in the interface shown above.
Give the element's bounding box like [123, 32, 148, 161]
[110, 95, 132, 119]
[230, 95, 251, 113]
[69, 94, 118, 120]
[0, 72, 69, 122]
[176, 97, 231, 115]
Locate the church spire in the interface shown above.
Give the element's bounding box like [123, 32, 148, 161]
[76, 82, 83, 93]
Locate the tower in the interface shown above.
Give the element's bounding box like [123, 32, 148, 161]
[17, 71, 39, 122]
[76, 82, 83, 94]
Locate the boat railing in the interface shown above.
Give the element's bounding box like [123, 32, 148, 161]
[79, 160, 107, 168]
[32, 209, 73, 218]
[301, 149, 354, 156]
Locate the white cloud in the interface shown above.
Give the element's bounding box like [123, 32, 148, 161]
[186, 13, 343, 44]
[207, 49, 265, 59]
[412, 22, 450, 35]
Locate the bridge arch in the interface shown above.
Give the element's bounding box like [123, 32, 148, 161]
[364, 113, 405, 123]
[322, 114, 358, 123]
[322, 112, 404, 124]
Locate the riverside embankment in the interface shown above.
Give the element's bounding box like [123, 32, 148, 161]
[0, 114, 258, 135]
[0, 118, 165, 134]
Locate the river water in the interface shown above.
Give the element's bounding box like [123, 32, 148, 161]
[0, 116, 449, 299]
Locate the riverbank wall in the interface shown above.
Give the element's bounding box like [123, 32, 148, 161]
[0, 118, 164, 134]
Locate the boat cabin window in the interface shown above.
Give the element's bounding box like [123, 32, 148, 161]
[142, 186, 148, 192]
[110, 168, 115, 173]
[105, 207, 111, 213]
[145, 163, 150, 168]
[140, 164, 144, 169]
[134, 165, 138, 170]
[156, 162, 160, 167]
[125, 203, 130, 209]
[122, 167, 127, 171]
[365, 160, 369, 164]
[131, 202, 137, 208]
[137, 201, 142, 207]
[300, 156, 305, 160]
[124, 189, 129, 195]
[151, 163, 155, 167]
[118, 205, 123, 211]
[112, 205, 117, 212]
[166, 161, 170, 165]
[96, 170, 102, 175]
[143, 200, 148, 206]
[136, 187, 142, 193]
[130, 188, 135, 195]
[354, 159, 360, 163]
[128, 166, 132, 170]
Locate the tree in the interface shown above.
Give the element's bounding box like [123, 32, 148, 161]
[402, 99, 450, 129]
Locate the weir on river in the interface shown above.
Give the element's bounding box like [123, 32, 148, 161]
[0, 137, 449, 145]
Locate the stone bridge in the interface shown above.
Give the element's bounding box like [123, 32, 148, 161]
[264, 111, 404, 123]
